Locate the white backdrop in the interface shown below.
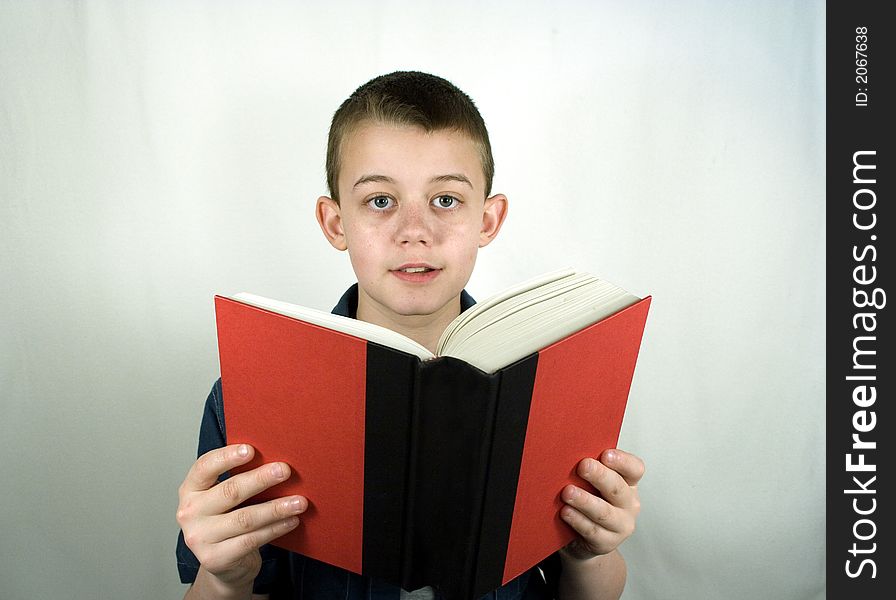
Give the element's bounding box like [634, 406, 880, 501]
[0, 2, 825, 598]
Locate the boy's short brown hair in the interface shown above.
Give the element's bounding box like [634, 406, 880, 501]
[326, 71, 494, 202]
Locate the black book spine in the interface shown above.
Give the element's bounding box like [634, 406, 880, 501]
[362, 351, 539, 600]
[398, 353, 426, 586]
[362, 343, 420, 581]
[403, 357, 501, 600]
[470, 353, 539, 598]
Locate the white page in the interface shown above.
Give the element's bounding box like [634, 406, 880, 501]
[229, 292, 435, 361]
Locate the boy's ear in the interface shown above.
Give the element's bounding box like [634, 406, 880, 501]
[479, 193, 508, 248]
[316, 196, 348, 251]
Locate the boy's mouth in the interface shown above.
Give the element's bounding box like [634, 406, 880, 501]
[393, 263, 438, 273]
[391, 264, 441, 282]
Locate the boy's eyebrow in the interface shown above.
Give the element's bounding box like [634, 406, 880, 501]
[352, 173, 474, 190]
[429, 174, 473, 188]
[353, 174, 396, 189]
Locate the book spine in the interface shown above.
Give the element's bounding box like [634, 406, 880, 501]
[398, 356, 425, 586]
[362, 344, 420, 583]
[471, 353, 539, 596]
[401, 358, 500, 600]
[462, 372, 502, 600]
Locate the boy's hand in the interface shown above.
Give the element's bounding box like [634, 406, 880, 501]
[177, 444, 307, 590]
[559, 449, 644, 561]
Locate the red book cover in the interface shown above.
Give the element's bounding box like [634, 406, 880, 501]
[501, 296, 651, 582]
[215, 296, 368, 573]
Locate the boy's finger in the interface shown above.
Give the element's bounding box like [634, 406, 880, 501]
[559, 504, 616, 552]
[181, 444, 256, 494]
[599, 449, 645, 487]
[577, 458, 638, 509]
[204, 461, 293, 515]
[203, 495, 308, 544]
[561, 485, 628, 534]
[213, 515, 302, 561]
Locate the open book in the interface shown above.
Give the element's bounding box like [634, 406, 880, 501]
[215, 268, 651, 600]
[227, 268, 641, 373]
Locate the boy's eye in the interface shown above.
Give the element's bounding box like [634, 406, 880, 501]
[432, 195, 459, 209]
[367, 196, 394, 210]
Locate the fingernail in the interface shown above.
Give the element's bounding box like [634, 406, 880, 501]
[272, 463, 285, 479]
[605, 450, 617, 462]
[582, 459, 593, 475]
[238, 444, 249, 457]
[288, 498, 305, 513]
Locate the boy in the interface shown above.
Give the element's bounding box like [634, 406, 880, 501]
[176, 71, 644, 600]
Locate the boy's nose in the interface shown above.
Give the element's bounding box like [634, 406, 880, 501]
[394, 204, 434, 245]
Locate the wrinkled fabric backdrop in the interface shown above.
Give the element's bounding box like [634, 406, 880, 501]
[0, 1, 824, 598]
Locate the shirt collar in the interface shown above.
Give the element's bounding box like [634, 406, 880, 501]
[331, 283, 476, 318]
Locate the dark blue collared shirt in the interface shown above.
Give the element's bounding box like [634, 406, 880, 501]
[176, 285, 557, 599]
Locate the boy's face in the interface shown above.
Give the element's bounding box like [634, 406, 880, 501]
[316, 122, 507, 328]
